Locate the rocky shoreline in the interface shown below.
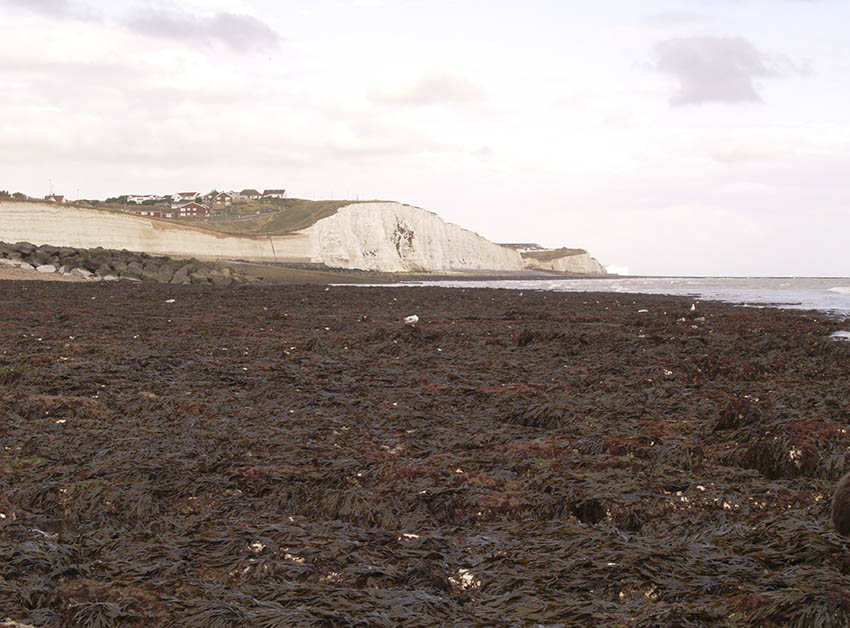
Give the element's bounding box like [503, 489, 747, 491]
[0, 241, 259, 285]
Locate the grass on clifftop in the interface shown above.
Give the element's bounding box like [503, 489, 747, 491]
[521, 247, 587, 261]
[199, 198, 380, 236]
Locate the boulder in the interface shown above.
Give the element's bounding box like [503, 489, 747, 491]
[171, 265, 191, 284]
[18, 262, 34, 271]
[71, 267, 92, 278]
[96, 262, 113, 277]
[32, 250, 53, 265]
[209, 270, 233, 286]
[36, 264, 56, 273]
[190, 265, 211, 279]
[157, 265, 174, 283]
[13, 242, 36, 255]
[138, 265, 158, 281]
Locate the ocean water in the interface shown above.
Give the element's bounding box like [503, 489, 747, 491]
[396, 276, 850, 319]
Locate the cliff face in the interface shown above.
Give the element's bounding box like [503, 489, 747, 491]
[305, 203, 525, 272]
[0, 201, 606, 274]
[520, 249, 607, 274]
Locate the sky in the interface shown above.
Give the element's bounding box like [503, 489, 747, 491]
[1, 0, 848, 276]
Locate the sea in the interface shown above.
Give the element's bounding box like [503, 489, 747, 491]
[394, 276, 850, 320]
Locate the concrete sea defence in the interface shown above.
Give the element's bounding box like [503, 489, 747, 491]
[0, 200, 606, 274]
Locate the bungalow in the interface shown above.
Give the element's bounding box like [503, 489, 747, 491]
[138, 209, 175, 219]
[240, 189, 261, 200]
[44, 194, 65, 203]
[171, 192, 201, 203]
[173, 202, 210, 217]
[262, 189, 286, 199]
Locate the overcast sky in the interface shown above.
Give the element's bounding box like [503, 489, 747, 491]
[1, 0, 848, 276]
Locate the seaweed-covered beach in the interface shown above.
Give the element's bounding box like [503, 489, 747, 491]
[2, 281, 850, 627]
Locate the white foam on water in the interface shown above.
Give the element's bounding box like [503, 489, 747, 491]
[342, 277, 850, 317]
[830, 331, 850, 341]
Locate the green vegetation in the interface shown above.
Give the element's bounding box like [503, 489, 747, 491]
[8, 455, 48, 468]
[0, 365, 20, 385]
[521, 247, 587, 262]
[200, 198, 382, 236]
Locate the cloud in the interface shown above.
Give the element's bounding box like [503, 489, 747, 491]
[372, 73, 484, 106]
[125, 10, 280, 52]
[646, 11, 713, 26]
[653, 37, 793, 105]
[2, 0, 97, 20]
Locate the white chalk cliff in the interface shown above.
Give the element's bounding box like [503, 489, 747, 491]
[0, 200, 606, 274]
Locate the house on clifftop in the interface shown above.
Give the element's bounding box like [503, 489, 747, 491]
[171, 192, 201, 204]
[173, 202, 209, 218]
[262, 189, 286, 199]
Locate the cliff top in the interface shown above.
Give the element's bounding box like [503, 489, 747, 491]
[520, 247, 589, 261]
[0, 198, 379, 237]
[200, 198, 369, 235]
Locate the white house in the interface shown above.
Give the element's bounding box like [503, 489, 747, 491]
[262, 189, 286, 199]
[128, 194, 161, 204]
[171, 192, 201, 203]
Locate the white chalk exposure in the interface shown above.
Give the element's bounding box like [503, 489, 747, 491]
[307, 203, 524, 272]
[0, 201, 605, 274]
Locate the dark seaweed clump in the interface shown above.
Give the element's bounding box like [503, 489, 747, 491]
[2, 282, 850, 627]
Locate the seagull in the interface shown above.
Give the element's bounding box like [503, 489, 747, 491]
[690, 303, 696, 312]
